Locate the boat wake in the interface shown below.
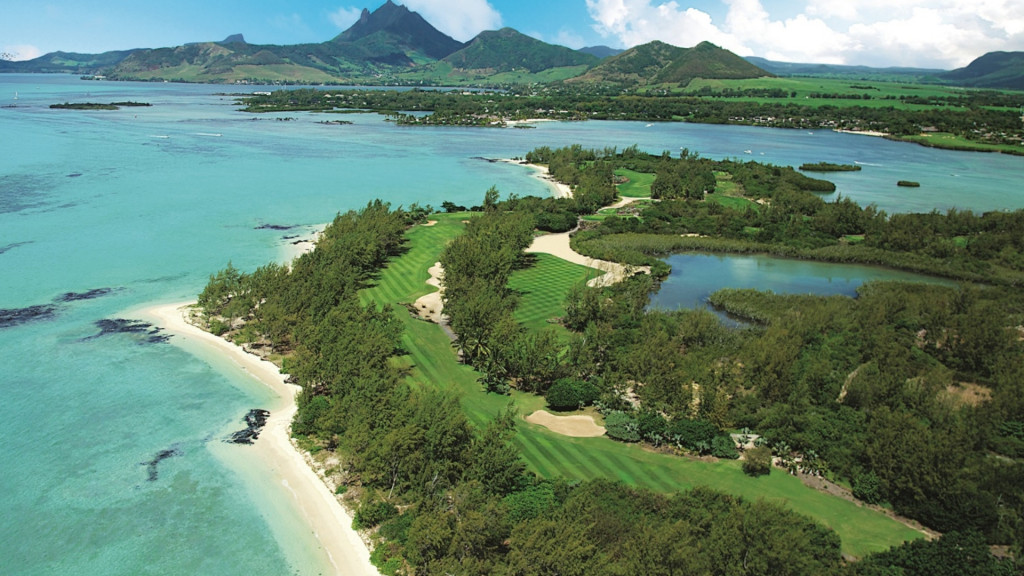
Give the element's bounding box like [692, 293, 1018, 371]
[854, 161, 881, 166]
[196, 132, 222, 137]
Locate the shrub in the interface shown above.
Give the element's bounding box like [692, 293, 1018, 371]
[208, 318, 229, 336]
[353, 499, 398, 530]
[604, 410, 641, 442]
[711, 434, 740, 459]
[667, 418, 719, 451]
[852, 470, 883, 505]
[742, 445, 773, 476]
[546, 379, 599, 411]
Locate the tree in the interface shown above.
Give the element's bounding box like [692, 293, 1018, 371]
[742, 445, 773, 476]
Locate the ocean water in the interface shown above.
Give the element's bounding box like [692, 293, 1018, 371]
[1, 75, 1022, 575]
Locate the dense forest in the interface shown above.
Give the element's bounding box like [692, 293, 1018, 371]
[197, 146, 1023, 574]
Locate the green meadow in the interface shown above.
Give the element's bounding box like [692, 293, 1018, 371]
[676, 77, 976, 110]
[360, 213, 924, 558]
[898, 131, 1024, 155]
[614, 168, 655, 197]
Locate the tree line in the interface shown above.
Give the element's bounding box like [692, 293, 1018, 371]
[240, 86, 1024, 151]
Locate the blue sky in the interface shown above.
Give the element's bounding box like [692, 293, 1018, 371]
[2, 0, 1023, 69]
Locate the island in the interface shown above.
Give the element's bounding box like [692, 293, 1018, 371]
[799, 162, 863, 172]
[50, 101, 152, 110]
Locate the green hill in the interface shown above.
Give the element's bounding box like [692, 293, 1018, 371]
[569, 40, 768, 87]
[442, 28, 597, 73]
[653, 41, 770, 84]
[332, 0, 463, 61]
[941, 51, 1024, 90]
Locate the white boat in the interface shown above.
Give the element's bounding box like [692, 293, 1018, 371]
[13, 91, 18, 100]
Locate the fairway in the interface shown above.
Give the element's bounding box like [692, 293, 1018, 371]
[360, 214, 924, 558]
[615, 168, 655, 197]
[509, 253, 598, 331]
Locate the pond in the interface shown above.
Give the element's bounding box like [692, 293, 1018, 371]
[648, 253, 954, 317]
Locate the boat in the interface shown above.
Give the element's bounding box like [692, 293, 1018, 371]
[13, 91, 18, 100]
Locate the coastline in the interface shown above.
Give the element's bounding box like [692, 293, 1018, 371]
[498, 158, 573, 199]
[137, 302, 378, 576]
[834, 128, 888, 138]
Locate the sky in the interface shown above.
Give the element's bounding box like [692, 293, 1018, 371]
[2, 0, 1023, 69]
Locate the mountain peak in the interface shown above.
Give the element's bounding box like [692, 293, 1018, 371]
[332, 1, 462, 60]
[221, 34, 246, 44]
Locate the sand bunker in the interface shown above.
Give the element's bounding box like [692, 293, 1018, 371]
[525, 410, 606, 437]
[526, 232, 649, 287]
[412, 262, 445, 323]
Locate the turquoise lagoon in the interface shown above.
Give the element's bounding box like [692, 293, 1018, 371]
[1, 75, 1022, 575]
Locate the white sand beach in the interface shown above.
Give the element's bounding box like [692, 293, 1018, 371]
[834, 129, 889, 137]
[498, 159, 573, 199]
[139, 302, 379, 576]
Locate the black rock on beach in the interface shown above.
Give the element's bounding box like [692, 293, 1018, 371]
[226, 409, 271, 445]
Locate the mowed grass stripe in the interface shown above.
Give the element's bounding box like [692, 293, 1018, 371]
[510, 253, 595, 331]
[520, 430, 592, 480]
[512, 434, 562, 478]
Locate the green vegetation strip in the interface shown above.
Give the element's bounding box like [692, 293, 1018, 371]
[361, 215, 923, 558]
[614, 168, 654, 197]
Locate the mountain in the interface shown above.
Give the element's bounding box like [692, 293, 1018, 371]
[941, 51, 1024, 90]
[332, 0, 463, 61]
[579, 46, 623, 59]
[652, 41, 769, 84]
[0, 49, 135, 73]
[570, 40, 768, 87]
[745, 56, 945, 83]
[442, 28, 597, 73]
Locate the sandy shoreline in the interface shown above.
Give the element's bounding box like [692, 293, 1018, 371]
[834, 128, 888, 138]
[138, 302, 378, 576]
[498, 158, 573, 199]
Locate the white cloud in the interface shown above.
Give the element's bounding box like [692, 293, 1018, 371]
[553, 28, 587, 49]
[584, 0, 1024, 67]
[2, 44, 43, 61]
[586, 0, 735, 50]
[402, 0, 502, 41]
[330, 7, 363, 30]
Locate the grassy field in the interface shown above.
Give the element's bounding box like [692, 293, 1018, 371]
[508, 253, 597, 332]
[671, 77, 977, 110]
[897, 132, 1024, 155]
[359, 214, 924, 558]
[614, 168, 655, 197]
